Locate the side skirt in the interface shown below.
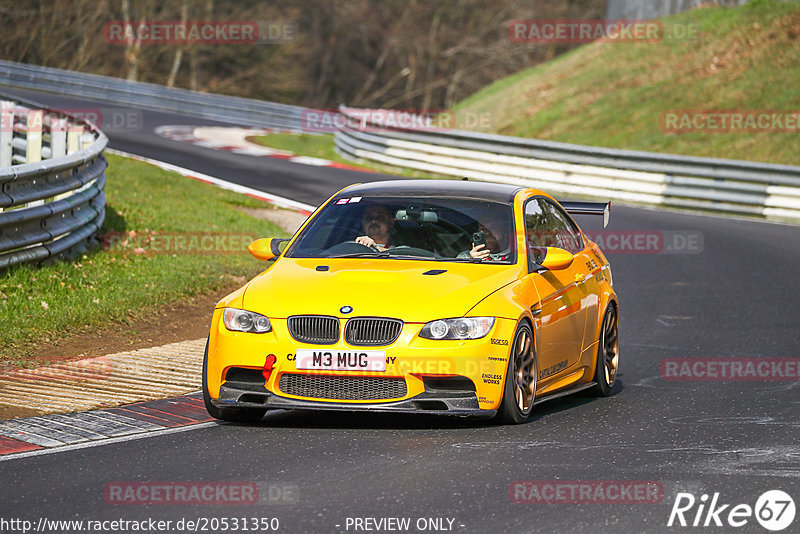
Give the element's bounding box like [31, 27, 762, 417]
[533, 382, 596, 406]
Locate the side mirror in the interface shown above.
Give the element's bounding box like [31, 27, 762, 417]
[540, 247, 574, 270]
[248, 238, 289, 261]
[531, 246, 574, 271]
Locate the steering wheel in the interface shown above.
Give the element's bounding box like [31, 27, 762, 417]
[326, 240, 383, 255]
[351, 240, 383, 252]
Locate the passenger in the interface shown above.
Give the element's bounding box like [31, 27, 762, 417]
[459, 212, 511, 261]
[355, 204, 395, 251]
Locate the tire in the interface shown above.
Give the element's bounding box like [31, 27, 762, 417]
[497, 322, 537, 424]
[591, 304, 619, 397]
[202, 339, 267, 423]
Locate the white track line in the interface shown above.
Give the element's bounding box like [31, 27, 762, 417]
[0, 422, 217, 462]
[105, 148, 317, 214]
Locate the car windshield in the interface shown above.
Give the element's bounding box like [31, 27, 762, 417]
[285, 195, 516, 263]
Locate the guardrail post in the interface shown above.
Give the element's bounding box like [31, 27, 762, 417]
[0, 101, 14, 167]
[50, 118, 67, 159]
[80, 132, 94, 150]
[67, 122, 81, 154]
[26, 109, 43, 163]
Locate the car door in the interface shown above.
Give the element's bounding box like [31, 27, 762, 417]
[524, 198, 593, 381]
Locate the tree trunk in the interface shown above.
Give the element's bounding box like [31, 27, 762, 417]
[166, 0, 189, 87]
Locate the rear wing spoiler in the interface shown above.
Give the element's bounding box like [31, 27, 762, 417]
[559, 201, 611, 228]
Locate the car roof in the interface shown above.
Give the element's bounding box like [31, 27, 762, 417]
[339, 179, 525, 203]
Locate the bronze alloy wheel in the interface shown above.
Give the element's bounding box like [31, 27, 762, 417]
[592, 305, 619, 397]
[602, 306, 619, 386]
[499, 322, 537, 423]
[513, 327, 536, 413]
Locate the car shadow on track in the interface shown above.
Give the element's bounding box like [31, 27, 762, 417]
[522, 378, 626, 425]
[246, 409, 491, 430]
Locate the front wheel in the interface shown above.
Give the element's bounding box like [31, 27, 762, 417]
[591, 304, 619, 396]
[202, 340, 267, 423]
[497, 322, 537, 424]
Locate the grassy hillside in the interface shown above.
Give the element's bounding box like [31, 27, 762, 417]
[455, 0, 800, 165]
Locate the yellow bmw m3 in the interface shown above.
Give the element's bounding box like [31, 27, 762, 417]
[203, 180, 619, 424]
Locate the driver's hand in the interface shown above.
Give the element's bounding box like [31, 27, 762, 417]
[355, 235, 377, 248]
[469, 244, 491, 260]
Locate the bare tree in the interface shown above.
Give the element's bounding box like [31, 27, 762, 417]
[121, 0, 145, 81]
[166, 0, 189, 87]
[0, 0, 607, 110]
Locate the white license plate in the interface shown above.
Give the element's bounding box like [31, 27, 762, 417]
[295, 349, 387, 372]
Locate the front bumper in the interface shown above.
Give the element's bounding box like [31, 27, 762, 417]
[207, 310, 517, 413]
[213, 382, 494, 418]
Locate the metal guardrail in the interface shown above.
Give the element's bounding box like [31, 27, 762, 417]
[334, 106, 800, 221]
[0, 95, 107, 269]
[4, 61, 798, 221]
[0, 60, 311, 132]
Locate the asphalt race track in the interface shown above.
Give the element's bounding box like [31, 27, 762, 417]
[0, 87, 395, 206]
[1, 87, 798, 533]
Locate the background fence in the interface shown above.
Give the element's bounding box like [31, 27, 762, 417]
[334, 106, 800, 221]
[0, 95, 107, 269]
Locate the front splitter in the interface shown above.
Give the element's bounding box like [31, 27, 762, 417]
[213, 384, 496, 418]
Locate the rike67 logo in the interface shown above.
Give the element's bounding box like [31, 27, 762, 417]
[668, 490, 795, 531]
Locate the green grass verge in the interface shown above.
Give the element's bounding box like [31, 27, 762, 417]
[0, 153, 287, 364]
[249, 133, 450, 180]
[454, 0, 800, 165]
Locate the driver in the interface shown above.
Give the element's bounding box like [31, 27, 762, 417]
[355, 204, 395, 251]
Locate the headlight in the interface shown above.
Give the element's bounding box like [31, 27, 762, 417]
[419, 317, 494, 340]
[222, 308, 272, 333]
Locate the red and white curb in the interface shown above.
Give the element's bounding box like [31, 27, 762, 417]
[106, 148, 317, 216]
[0, 338, 217, 458]
[0, 339, 209, 414]
[0, 393, 214, 459]
[155, 124, 372, 173]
